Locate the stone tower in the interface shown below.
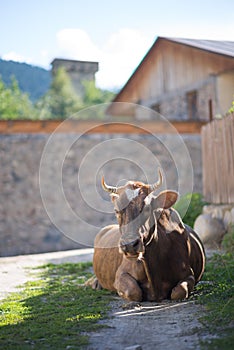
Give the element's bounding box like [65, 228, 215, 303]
[51, 58, 99, 97]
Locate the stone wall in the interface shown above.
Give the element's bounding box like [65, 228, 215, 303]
[0, 133, 202, 256]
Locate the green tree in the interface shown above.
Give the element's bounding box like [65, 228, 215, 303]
[75, 80, 116, 119]
[0, 76, 35, 120]
[36, 67, 82, 119]
[82, 80, 115, 106]
[228, 98, 234, 114]
[0, 68, 116, 120]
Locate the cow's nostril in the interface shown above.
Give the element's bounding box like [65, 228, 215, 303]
[120, 239, 140, 255]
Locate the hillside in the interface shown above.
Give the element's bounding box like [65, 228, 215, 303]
[0, 59, 51, 101]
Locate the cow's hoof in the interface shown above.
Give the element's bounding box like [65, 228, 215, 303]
[85, 276, 103, 290]
[171, 282, 188, 300]
[121, 301, 142, 310]
[117, 289, 142, 302]
[92, 278, 103, 290]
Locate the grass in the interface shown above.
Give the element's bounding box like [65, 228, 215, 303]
[174, 193, 234, 348]
[1, 223, 233, 349]
[221, 224, 234, 254]
[173, 192, 207, 227]
[0, 262, 112, 349]
[194, 251, 234, 349]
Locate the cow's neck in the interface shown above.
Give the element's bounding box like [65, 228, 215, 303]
[143, 226, 171, 300]
[146, 221, 171, 255]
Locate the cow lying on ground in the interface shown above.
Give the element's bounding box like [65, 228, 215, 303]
[92, 169, 205, 302]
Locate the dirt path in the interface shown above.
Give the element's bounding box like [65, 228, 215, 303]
[87, 298, 207, 350]
[0, 248, 94, 300]
[87, 251, 218, 350]
[0, 249, 211, 349]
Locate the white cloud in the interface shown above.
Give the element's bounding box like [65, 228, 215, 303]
[2, 51, 32, 64]
[56, 28, 154, 89]
[56, 25, 234, 90]
[56, 28, 101, 62]
[40, 49, 49, 58]
[156, 20, 234, 42]
[5, 24, 233, 91]
[98, 29, 154, 89]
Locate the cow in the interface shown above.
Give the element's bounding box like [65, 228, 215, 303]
[92, 169, 205, 302]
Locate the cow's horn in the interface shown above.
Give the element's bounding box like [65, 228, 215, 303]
[101, 176, 118, 194]
[149, 168, 163, 192]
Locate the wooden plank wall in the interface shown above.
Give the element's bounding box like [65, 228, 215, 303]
[0, 120, 206, 134]
[202, 113, 234, 204]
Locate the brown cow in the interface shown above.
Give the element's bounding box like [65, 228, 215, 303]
[93, 169, 205, 302]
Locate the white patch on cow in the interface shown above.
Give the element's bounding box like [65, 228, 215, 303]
[125, 187, 140, 202]
[144, 194, 153, 206]
[144, 217, 151, 232]
[180, 281, 189, 298]
[138, 251, 144, 261]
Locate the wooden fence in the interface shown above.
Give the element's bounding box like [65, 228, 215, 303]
[201, 113, 234, 204]
[0, 119, 205, 134]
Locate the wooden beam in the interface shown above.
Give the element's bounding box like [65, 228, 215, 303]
[0, 120, 207, 134]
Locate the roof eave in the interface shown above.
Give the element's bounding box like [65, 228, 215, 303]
[110, 36, 234, 106]
[162, 37, 234, 59]
[111, 36, 162, 103]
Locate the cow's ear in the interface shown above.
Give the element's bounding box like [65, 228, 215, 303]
[152, 190, 179, 209]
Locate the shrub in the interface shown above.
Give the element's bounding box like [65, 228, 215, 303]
[173, 192, 207, 227]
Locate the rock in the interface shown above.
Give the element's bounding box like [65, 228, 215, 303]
[231, 208, 234, 225]
[203, 204, 233, 220]
[194, 214, 226, 248]
[223, 211, 232, 230]
[211, 207, 224, 220]
[202, 205, 216, 215]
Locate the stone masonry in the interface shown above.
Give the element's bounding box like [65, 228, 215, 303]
[51, 58, 99, 97]
[0, 133, 202, 256]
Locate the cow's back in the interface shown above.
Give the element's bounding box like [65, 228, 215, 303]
[93, 225, 123, 291]
[187, 225, 206, 283]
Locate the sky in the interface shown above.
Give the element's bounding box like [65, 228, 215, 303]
[1, 0, 234, 90]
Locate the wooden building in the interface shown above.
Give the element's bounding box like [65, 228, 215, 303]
[108, 37, 234, 121]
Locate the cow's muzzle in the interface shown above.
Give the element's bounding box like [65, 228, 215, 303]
[119, 238, 143, 257]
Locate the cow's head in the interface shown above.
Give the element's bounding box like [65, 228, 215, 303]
[102, 169, 180, 258]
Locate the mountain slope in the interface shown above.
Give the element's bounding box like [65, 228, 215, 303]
[0, 59, 51, 101]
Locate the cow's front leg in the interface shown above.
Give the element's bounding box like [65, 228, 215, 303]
[85, 275, 103, 290]
[171, 275, 195, 300]
[114, 272, 143, 302]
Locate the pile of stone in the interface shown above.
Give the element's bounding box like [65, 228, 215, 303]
[194, 204, 234, 249]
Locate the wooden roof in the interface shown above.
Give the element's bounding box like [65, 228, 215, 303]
[164, 38, 234, 58]
[111, 37, 234, 104]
